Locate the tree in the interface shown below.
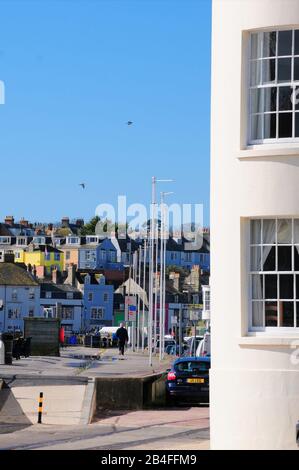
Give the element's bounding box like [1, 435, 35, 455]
[79, 216, 101, 235]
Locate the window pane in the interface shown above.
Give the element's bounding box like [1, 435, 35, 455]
[264, 87, 276, 112]
[296, 275, 299, 299]
[263, 219, 276, 243]
[280, 301, 294, 327]
[278, 112, 292, 138]
[251, 114, 263, 140]
[252, 274, 263, 299]
[295, 30, 299, 55]
[250, 60, 261, 86]
[251, 32, 263, 59]
[251, 88, 264, 113]
[265, 301, 278, 326]
[251, 246, 261, 271]
[263, 31, 276, 57]
[264, 113, 276, 139]
[262, 58, 276, 83]
[250, 219, 261, 244]
[278, 86, 293, 110]
[277, 218, 292, 243]
[252, 301, 263, 327]
[278, 58, 292, 82]
[295, 113, 299, 137]
[263, 246, 276, 271]
[294, 247, 299, 271]
[294, 58, 299, 81]
[278, 30, 292, 56]
[265, 274, 277, 299]
[279, 274, 294, 299]
[294, 87, 299, 110]
[279, 245, 293, 272]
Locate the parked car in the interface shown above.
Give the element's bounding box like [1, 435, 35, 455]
[166, 344, 188, 356]
[166, 356, 210, 404]
[157, 337, 176, 351]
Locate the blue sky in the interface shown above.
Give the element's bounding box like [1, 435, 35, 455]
[0, 0, 211, 226]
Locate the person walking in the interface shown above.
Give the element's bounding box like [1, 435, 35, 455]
[116, 322, 129, 357]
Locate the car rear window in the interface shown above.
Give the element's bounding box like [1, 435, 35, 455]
[175, 361, 210, 372]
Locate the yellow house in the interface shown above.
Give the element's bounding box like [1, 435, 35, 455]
[15, 245, 64, 275]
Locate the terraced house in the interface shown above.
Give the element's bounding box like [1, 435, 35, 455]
[0, 253, 40, 332]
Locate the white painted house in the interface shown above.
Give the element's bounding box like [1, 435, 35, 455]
[211, 0, 299, 450]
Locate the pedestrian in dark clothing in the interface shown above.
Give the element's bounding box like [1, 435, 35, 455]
[116, 322, 129, 356]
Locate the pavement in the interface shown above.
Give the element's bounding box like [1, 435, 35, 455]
[0, 346, 172, 379]
[0, 347, 210, 450]
[0, 406, 210, 450]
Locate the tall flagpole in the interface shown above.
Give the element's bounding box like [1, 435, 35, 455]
[142, 238, 147, 352]
[160, 191, 173, 360]
[137, 245, 142, 351]
[149, 177, 173, 366]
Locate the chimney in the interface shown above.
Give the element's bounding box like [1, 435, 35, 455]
[65, 263, 76, 286]
[61, 217, 70, 228]
[52, 267, 60, 284]
[19, 218, 29, 227]
[186, 265, 201, 291]
[169, 271, 180, 291]
[4, 215, 14, 226]
[76, 219, 84, 227]
[35, 265, 45, 279]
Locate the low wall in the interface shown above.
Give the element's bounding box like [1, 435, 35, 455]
[95, 373, 166, 411]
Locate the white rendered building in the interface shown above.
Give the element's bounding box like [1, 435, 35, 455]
[211, 0, 299, 449]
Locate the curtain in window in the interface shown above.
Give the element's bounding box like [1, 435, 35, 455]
[252, 219, 276, 326]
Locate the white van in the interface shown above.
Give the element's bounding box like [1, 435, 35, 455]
[196, 331, 211, 357]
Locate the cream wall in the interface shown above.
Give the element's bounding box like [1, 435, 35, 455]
[211, 0, 299, 449]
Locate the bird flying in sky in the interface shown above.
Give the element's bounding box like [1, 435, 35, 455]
[126, 121, 133, 126]
[79, 183, 85, 189]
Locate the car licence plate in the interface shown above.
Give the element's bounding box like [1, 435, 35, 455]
[187, 378, 204, 384]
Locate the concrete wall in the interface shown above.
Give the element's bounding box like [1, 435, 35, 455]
[24, 317, 60, 356]
[95, 374, 164, 411]
[211, 0, 299, 449]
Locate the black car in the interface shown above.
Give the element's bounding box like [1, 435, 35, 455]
[166, 356, 210, 404]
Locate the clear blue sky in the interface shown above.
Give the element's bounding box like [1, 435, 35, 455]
[0, 0, 211, 226]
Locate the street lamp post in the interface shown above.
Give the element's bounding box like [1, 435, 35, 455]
[148, 177, 173, 366]
[159, 191, 173, 360]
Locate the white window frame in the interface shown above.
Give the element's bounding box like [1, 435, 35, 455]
[90, 307, 104, 320]
[16, 237, 27, 246]
[66, 237, 80, 245]
[248, 28, 299, 145]
[86, 236, 99, 244]
[8, 307, 20, 319]
[29, 288, 35, 300]
[249, 217, 299, 333]
[33, 237, 46, 244]
[61, 306, 74, 320]
[11, 288, 18, 301]
[0, 237, 11, 244]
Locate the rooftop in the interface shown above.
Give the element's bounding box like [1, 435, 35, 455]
[0, 263, 39, 286]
